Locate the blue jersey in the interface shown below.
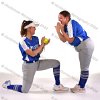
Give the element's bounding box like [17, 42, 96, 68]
[64, 20, 89, 46]
[19, 36, 40, 62]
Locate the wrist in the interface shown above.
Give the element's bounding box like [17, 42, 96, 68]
[41, 43, 45, 48]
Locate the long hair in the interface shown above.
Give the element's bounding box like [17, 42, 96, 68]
[20, 20, 33, 37]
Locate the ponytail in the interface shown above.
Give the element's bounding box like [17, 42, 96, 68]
[20, 20, 33, 37]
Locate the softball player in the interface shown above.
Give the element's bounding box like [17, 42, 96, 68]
[55, 10, 94, 93]
[2, 20, 68, 93]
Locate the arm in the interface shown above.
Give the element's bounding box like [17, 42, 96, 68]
[55, 22, 74, 43]
[26, 43, 45, 57]
[26, 37, 46, 57]
[61, 30, 74, 43]
[55, 26, 66, 42]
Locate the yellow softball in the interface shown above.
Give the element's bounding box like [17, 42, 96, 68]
[43, 38, 49, 44]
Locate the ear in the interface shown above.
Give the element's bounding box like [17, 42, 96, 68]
[27, 27, 31, 32]
[65, 16, 69, 22]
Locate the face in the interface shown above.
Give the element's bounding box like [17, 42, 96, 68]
[28, 27, 36, 36]
[58, 14, 69, 25]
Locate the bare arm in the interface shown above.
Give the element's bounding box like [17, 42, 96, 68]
[55, 22, 74, 43]
[25, 37, 48, 57]
[25, 43, 45, 57]
[55, 27, 66, 42]
[61, 31, 74, 43]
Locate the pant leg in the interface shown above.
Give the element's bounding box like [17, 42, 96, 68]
[75, 38, 94, 71]
[37, 59, 60, 85]
[22, 61, 39, 93]
[37, 59, 60, 71]
[75, 38, 94, 88]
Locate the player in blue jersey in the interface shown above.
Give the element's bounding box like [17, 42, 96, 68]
[2, 20, 68, 93]
[55, 10, 94, 93]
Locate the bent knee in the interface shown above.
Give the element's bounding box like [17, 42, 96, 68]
[54, 59, 60, 67]
[22, 87, 30, 93]
[22, 89, 29, 93]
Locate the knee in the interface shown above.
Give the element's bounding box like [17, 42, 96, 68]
[21, 85, 31, 93]
[55, 60, 60, 66]
[22, 88, 29, 93]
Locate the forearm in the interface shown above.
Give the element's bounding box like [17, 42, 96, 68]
[26, 44, 45, 57]
[33, 44, 45, 56]
[38, 44, 45, 54]
[61, 31, 74, 43]
[57, 32, 66, 42]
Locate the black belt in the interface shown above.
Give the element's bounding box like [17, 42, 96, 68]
[25, 60, 38, 63]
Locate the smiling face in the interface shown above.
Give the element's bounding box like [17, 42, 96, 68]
[58, 14, 69, 25]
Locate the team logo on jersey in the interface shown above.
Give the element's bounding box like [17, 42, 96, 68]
[30, 44, 39, 51]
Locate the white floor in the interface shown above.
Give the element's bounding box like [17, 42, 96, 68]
[0, 67, 100, 100]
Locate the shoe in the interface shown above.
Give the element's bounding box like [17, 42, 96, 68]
[53, 84, 69, 92]
[70, 84, 85, 93]
[2, 80, 11, 88]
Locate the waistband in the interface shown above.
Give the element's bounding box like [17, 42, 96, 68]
[73, 37, 89, 47]
[24, 60, 38, 63]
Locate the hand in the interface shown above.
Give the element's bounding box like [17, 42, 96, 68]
[58, 22, 64, 33]
[41, 36, 45, 45]
[41, 37, 50, 45]
[55, 22, 61, 33]
[55, 22, 64, 33]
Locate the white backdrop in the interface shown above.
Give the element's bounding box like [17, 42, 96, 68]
[0, 0, 100, 78]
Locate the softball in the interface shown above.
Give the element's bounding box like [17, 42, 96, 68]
[43, 38, 49, 44]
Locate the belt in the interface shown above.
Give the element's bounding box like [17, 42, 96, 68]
[25, 60, 38, 63]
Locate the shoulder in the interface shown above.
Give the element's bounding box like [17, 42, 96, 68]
[71, 20, 79, 25]
[71, 19, 82, 27]
[32, 35, 38, 38]
[19, 37, 27, 45]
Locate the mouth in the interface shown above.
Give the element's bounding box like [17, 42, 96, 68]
[61, 22, 64, 25]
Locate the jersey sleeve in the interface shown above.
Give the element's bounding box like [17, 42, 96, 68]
[67, 20, 73, 38]
[74, 20, 85, 38]
[19, 39, 29, 55]
[20, 40, 29, 51]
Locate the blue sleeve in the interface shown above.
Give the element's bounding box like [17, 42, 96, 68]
[72, 20, 87, 38]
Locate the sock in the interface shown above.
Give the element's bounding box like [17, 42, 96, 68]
[78, 71, 89, 88]
[53, 65, 60, 85]
[7, 85, 22, 93]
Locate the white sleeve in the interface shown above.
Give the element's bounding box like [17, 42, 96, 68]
[20, 39, 29, 51]
[67, 20, 73, 38]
